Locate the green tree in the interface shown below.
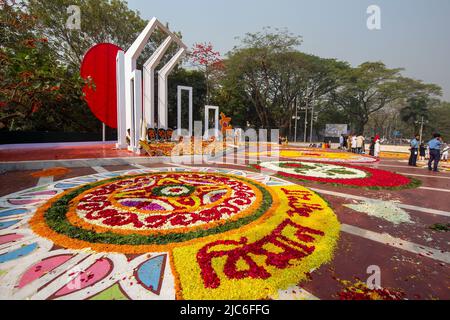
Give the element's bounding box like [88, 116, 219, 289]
[400, 97, 431, 134]
[426, 102, 450, 141]
[167, 68, 207, 129]
[330, 62, 408, 134]
[28, 0, 145, 67]
[219, 28, 346, 136]
[330, 62, 442, 135]
[0, 0, 96, 131]
[226, 28, 303, 130]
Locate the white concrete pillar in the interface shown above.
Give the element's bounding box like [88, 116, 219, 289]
[204, 105, 219, 139]
[116, 51, 126, 148]
[177, 86, 193, 136]
[143, 36, 172, 128]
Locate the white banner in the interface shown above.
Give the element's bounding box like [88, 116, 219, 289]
[325, 124, 348, 137]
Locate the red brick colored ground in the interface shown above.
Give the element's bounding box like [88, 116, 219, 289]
[0, 145, 448, 300]
[0, 142, 137, 161]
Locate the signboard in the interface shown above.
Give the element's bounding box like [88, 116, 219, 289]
[325, 124, 348, 137]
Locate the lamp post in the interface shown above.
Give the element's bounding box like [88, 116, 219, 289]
[309, 91, 315, 143]
[419, 116, 424, 143]
[292, 98, 301, 142]
[303, 107, 308, 143]
[415, 116, 428, 143]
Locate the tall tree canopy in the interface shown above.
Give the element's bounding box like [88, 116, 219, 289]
[28, 0, 150, 68]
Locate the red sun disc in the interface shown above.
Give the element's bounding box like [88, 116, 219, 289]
[80, 43, 122, 129]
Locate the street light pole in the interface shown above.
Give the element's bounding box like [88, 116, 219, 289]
[309, 90, 315, 143]
[294, 98, 298, 142]
[419, 116, 424, 143]
[303, 106, 308, 143]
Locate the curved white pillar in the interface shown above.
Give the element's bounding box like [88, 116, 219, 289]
[143, 36, 172, 128]
[157, 47, 186, 129]
[116, 17, 187, 153]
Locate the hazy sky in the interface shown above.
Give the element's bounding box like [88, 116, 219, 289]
[126, 0, 450, 100]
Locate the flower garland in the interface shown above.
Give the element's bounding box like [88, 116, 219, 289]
[253, 161, 420, 190]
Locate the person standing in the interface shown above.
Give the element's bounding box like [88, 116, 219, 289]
[428, 133, 442, 172]
[356, 134, 364, 154]
[408, 134, 420, 166]
[419, 142, 426, 161]
[339, 134, 344, 150]
[374, 139, 381, 157]
[441, 142, 449, 162]
[351, 135, 357, 153]
[369, 137, 375, 156]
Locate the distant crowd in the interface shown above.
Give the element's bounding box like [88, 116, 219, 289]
[278, 131, 449, 172]
[338, 134, 381, 157]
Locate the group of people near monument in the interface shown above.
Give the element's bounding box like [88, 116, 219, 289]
[339, 134, 381, 157]
[409, 133, 448, 172]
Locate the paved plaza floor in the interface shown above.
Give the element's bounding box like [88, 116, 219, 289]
[0, 144, 448, 300]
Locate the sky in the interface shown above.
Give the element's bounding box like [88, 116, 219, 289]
[126, 0, 450, 100]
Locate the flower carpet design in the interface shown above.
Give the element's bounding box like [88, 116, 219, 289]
[253, 161, 419, 189]
[247, 148, 378, 163]
[0, 167, 340, 300]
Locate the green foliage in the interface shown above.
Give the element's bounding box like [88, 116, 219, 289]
[0, 1, 98, 131]
[330, 62, 403, 134]
[222, 29, 346, 134]
[429, 223, 450, 232]
[400, 97, 431, 132]
[1, 0, 179, 133]
[1, 1, 448, 138]
[167, 68, 207, 129]
[426, 102, 450, 140]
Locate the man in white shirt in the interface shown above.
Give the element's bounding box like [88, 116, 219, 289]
[351, 135, 357, 153]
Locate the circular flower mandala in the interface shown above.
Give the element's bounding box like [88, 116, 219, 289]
[32, 173, 272, 242]
[247, 149, 378, 163]
[255, 161, 419, 189]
